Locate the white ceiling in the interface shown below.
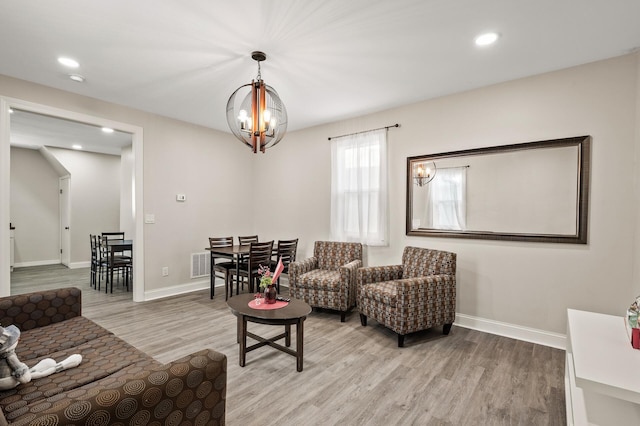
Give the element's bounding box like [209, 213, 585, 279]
[1, 0, 640, 144]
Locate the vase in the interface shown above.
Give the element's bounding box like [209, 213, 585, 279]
[264, 285, 277, 304]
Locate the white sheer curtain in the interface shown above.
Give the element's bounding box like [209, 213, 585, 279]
[422, 167, 467, 230]
[330, 129, 388, 246]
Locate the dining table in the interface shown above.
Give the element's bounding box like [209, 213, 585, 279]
[106, 239, 133, 287]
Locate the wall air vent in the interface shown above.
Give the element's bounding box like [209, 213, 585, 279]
[191, 252, 210, 278]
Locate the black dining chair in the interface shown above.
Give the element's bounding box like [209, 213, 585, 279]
[98, 235, 132, 293]
[230, 240, 274, 294]
[208, 236, 236, 300]
[102, 232, 131, 259]
[236, 235, 259, 292]
[89, 234, 99, 289]
[271, 238, 298, 292]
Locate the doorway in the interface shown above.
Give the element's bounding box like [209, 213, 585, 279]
[59, 176, 70, 267]
[0, 97, 145, 301]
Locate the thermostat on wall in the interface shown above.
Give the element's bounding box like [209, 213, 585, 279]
[176, 194, 186, 202]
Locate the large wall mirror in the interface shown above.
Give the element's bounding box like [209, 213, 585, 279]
[406, 136, 591, 244]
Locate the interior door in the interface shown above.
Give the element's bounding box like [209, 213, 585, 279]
[59, 176, 70, 267]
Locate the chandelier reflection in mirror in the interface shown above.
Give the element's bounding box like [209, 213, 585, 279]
[413, 161, 436, 186]
[226, 51, 288, 153]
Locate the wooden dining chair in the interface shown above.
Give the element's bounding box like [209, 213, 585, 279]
[271, 238, 298, 292]
[236, 235, 259, 292]
[98, 235, 132, 293]
[89, 234, 99, 289]
[208, 236, 236, 300]
[102, 232, 131, 259]
[230, 241, 274, 294]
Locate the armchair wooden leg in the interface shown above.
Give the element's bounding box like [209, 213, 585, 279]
[340, 312, 346, 322]
[397, 334, 405, 347]
[443, 323, 452, 335]
[360, 314, 367, 326]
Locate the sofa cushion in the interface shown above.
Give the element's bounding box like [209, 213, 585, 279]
[14, 316, 111, 361]
[0, 334, 154, 421]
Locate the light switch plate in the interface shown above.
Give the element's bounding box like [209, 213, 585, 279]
[145, 214, 155, 224]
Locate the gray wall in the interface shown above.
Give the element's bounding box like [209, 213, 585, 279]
[10, 146, 121, 266]
[2, 52, 640, 338]
[10, 147, 59, 265]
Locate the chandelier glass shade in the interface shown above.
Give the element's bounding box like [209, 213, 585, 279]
[414, 161, 436, 186]
[226, 51, 288, 153]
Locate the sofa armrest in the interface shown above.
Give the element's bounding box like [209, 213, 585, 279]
[289, 257, 318, 284]
[17, 349, 227, 425]
[0, 287, 81, 332]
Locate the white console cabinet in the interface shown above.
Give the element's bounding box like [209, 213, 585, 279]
[565, 309, 640, 425]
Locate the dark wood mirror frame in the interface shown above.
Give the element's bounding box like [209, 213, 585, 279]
[406, 135, 591, 244]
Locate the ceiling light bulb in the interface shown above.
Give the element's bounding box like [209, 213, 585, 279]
[72, 144, 82, 150]
[58, 57, 79, 68]
[69, 74, 85, 82]
[475, 32, 499, 46]
[101, 127, 114, 133]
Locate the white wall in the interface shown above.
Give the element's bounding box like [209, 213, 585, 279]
[2, 53, 639, 337]
[120, 145, 135, 240]
[256, 53, 640, 335]
[10, 147, 59, 265]
[46, 147, 121, 265]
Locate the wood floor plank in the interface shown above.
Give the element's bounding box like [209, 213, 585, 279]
[10, 265, 567, 425]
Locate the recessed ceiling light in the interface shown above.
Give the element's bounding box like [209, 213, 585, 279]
[68, 74, 85, 83]
[58, 57, 79, 68]
[101, 127, 114, 133]
[8, 108, 14, 114]
[72, 144, 83, 150]
[475, 32, 499, 46]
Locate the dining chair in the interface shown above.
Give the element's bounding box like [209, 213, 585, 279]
[89, 234, 99, 289]
[98, 235, 132, 293]
[102, 232, 131, 259]
[230, 241, 274, 294]
[271, 238, 298, 292]
[208, 236, 236, 300]
[236, 235, 259, 292]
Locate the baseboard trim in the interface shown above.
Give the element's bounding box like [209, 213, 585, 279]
[455, 313, 566, 350]
[14, 259, 60, 268]
[143, 279, 214, 301]
[69, 261, 90, 269]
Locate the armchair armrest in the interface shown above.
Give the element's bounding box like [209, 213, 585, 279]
[0, 287, 81, 332]
[339, 259, 363, 283]
[395, 274, 457, 321]
[20, 349, 227, 425]
[289, 256, 318, 284]
[357, 264, 403, 286]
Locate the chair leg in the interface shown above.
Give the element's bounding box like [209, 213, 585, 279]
[340, 312, 346, 323]
[443, 323, 452, 335]
[360, 314, 367, 326]
[398, 334, 405, 348]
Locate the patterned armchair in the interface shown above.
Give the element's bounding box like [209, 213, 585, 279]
[288, 241, 363, 322]
[357, 246, 456, 347]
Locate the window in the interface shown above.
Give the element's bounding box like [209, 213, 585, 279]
[330, 129, 388, 246]
[422, 167, 467, 230]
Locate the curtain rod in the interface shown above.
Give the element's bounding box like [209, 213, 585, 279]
[327, 123, 400, 140]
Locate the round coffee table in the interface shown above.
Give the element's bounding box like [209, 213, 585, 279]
[227, 294, 312, 372]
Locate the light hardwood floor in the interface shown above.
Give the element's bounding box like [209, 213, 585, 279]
[10, 265, 566, 425]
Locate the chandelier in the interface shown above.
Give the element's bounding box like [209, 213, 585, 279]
[414, 161, 436, 186]
[226, 51, 288, 153]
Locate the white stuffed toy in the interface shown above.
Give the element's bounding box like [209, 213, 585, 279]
[0, 324, 82, 391]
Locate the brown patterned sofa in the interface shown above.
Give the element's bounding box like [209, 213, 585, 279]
[288, 241, 362, 322]
[0, 287, 226, 425]
[357, 246, 456, 347]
